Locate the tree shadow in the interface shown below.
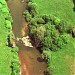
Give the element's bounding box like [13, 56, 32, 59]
[73, 0, 75, 11]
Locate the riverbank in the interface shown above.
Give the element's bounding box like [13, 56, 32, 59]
[7, 0, 47, 75]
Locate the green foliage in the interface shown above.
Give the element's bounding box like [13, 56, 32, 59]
[0, 0, 6, 5]
[0, 3, 2, 8]
[42, 14, 51, 23]
[27, 2, 38, 17]
[29, 18, 37, 26]
[35, 17, 45, 24]
[11, 47, 20, 75]
[29, 25, 36, 34]
[60, 33, 70, 43]
[5, 15, 13, 23]
[5, 20, 12, 29]
[1, 7, 9, 13]
[0, 1, 20, 75]
[28, 2, 37, 11]
[55, 21, 73, 33]
[42, 36, 52, 48]
[41, 47, 51, 62]
[36, 25, 46, 40]
[23, 10, 32, 22]
[54, 17, 61, 25]
[11, 46, 19, 52]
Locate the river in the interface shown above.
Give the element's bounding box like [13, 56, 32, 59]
[6, 0, 47, 75]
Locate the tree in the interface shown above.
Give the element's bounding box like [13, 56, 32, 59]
[42, 36, 52, 48]
[35, 25, 46, 40]
[29, 25, 36, 34]
[27, 2, 38, 17]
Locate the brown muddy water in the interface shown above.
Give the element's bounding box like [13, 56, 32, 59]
[6, 0, 47, 75]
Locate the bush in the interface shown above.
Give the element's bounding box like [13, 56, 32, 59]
[27, 2, 38, 17]
[0, 3, 2, 8]
[41, 47, 51, 62]
[5, 15, 13, 23]
[0, 0, 6, 5]
[1, 8, 9, 13]
[42, 36, 52, 48]
[55, 20, 73, 33]
[29, 25, 36, 34]
[60, 33, 70, 43]
[35, 17, 45, 24]
[29, 18, 37, 26]
[42, 14, 50, 23]
[54, 17, 61, 25]
[11, 47, 20, 75]
[5, 20, 12, 29]
[23, 10, 32, 22]
[35, 25, 46, 40]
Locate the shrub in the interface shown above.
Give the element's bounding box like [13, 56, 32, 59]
[27, 2, 38, 17]
[29, 25, 36, 34]
[35, 25, 46, 40]
[0, 3, 2, 9]
[0, 0, 6, 5]
[60, 33, 70, 43]
[1, 8, 9, 13]
[35, 17, 45, 24]
[41, 47, 51, 62]
[29, 18, 37, 26]
[54, 17, 61, 25]
[42, 36, 52, 48]
[5, 20, 12, 29]
[42, 14, 50, 23]
[23, 10, 32, 22]
[55, 20, 73, 33]
[5, 15, 13, 23]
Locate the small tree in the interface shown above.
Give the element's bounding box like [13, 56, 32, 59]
[27, 2, 38, 17]
[35, 25, 46, 40]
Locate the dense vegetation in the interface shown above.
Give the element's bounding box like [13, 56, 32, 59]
[23, 1, 75, 75]
[0, 0, 20, 75]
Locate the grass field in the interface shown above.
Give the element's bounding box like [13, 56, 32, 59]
[50, 39, 75, 75]
[31, 0, 75, 75]
[32, 0, 75, 26]
[0, 1, 12, 75]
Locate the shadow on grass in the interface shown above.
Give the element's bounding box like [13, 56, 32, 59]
[73, 0, 75, 12]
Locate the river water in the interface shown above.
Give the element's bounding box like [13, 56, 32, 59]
[6, 0, 47, 75]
